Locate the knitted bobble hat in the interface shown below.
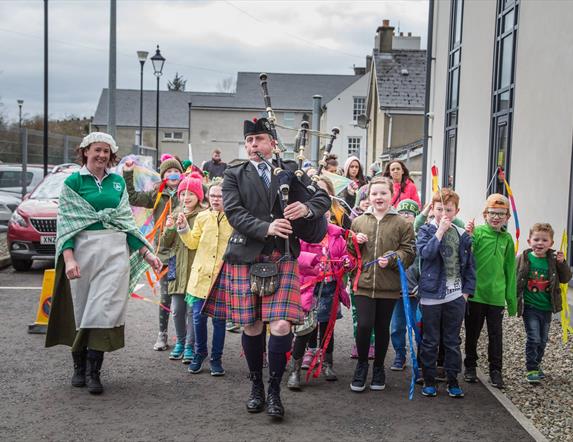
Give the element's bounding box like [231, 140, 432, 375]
[159, 157, 183, 178]
[177, 172, 204, 201]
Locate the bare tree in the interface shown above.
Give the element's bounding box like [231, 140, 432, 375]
[216, 76, 236, 93]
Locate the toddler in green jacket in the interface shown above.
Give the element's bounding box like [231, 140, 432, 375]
[463, 194, 516, 389]
[517, 223, 572, 383]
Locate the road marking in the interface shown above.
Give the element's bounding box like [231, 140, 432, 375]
[0, 287, 42, 290]
[0, 284, 147, 291]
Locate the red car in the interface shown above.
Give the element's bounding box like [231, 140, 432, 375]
[7, 165, 79, 271]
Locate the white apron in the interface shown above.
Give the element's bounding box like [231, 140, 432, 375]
[69, 230, 131, 329]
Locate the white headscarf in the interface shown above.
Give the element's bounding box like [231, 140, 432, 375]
[79, 132, 119, 153]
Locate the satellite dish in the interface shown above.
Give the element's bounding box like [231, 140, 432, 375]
[357, 114, 369, 129]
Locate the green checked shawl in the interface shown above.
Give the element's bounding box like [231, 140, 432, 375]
[56, 182, 152, 294]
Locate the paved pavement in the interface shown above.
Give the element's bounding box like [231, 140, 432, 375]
[0, 262, 534, 441]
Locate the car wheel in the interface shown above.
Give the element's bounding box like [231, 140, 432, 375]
[11, 258, 33, 271]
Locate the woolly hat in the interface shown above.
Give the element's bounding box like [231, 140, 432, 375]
[181, 159, 192, 171]
[483, 193, 510, 217]
[397, 199, 420, 216]
[79, 132, 118, 153]
[159, 157, 183, 178]
[343, 156, 362, 178]
[177, 172, 204, 201]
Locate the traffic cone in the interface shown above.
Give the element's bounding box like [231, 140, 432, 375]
[28, 269, 55, 334]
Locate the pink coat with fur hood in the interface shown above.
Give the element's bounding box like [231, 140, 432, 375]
[297, 223, 354, 313]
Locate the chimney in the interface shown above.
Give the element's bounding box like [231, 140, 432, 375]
[366, 55, 372, 72]
[375, 19, 395, 52]
[353, 65, 366, 76]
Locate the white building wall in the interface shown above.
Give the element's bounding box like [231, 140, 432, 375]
[321, 75, 369, 167]
[510, 1, 573, 244]
[429, 0, 573, 252]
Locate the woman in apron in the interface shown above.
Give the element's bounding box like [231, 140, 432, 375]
[46, 132, 162, 395]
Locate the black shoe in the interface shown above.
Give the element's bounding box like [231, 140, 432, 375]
[464, 367, 478, 383]
[86, 350, 104, 395]
[370, 365, 386, 390]
[71, 349, 87, 387]
[490, 370, 504, 389]
[246, 372, 265, 413]
[267, 374, 284, 419]
[350, 361, 369, 392]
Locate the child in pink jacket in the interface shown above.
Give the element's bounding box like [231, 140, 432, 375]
[287, 223, 354, 390]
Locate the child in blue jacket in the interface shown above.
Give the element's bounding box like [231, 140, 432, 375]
[416, 188, 476, 398]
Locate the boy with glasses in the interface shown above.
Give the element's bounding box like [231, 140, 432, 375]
[463, 194, 517, 389]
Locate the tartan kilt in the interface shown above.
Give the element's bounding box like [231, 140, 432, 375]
[202, 254, 304, 326]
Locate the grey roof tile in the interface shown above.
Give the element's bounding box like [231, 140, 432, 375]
[373, 49, 426, 110]
[93, 72, 360, 127]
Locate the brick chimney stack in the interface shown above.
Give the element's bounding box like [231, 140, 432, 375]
[375, 19, 395, 52]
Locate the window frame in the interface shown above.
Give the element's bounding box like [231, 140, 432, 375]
[488, 0, 519, 195]
[442, 0, 464, 189]
[163, 131, 184, 141]
[352, 96, 366, 122]
[347, 136, 361, 157]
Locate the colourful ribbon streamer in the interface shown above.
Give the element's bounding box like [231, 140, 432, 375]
[559, 230, 573, 343]
[431, 164, 439, 194]
[397, 257, 420, 401]
[130, 293, 172, 313]
[499, 168, 520, 254]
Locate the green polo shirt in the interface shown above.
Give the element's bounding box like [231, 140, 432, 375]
[61, 167, 145, 252]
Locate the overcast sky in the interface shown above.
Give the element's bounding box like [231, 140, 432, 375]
[0, 0, 428, 122]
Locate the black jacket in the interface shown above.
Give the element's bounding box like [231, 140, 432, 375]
[222, 159, 331, 263]
[203, 160, 227, 179]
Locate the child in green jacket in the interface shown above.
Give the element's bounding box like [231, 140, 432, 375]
[517, 223, 572, 383]
[463, 194, 516, 389]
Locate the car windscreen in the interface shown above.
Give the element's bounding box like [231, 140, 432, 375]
[30, 173, 68, 199]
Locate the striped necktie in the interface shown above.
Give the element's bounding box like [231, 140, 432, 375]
[258, 162, 270, 188]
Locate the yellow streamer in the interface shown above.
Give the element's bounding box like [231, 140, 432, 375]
[559, 230, 573, 343]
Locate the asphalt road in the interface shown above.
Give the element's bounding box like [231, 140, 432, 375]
[1, 262, 533, 442]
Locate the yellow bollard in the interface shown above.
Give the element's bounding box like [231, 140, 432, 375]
[28, 269, 55, 334]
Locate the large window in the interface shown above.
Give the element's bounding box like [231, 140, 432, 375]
[442, 0, 463, 188]
[489, 0, 519, 194]
[353, 97, 366, 122]
[348, 137, 361, 157]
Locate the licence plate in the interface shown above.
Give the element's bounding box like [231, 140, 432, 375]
[40, 235, 56, 245]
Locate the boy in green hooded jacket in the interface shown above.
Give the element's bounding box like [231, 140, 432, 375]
[463, 194, 516, 389]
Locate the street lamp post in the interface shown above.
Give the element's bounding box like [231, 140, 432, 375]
[151, 45, 165, 168]
[136, 50, 148, 147]
[17, 100, 24, 128]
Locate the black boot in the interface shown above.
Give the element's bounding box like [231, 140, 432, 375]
[71, 349, 87, 387]
[246, 371, 265, 413]
[266, 373, 285, 419]
[86, 350, 104, 395]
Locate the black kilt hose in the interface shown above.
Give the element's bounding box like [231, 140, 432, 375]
[202, 158, 330, 326]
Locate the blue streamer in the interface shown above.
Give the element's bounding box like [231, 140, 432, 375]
[397, 257, 420, 400]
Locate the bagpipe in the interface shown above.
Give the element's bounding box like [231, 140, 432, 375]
[257, 72, 344, 245]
